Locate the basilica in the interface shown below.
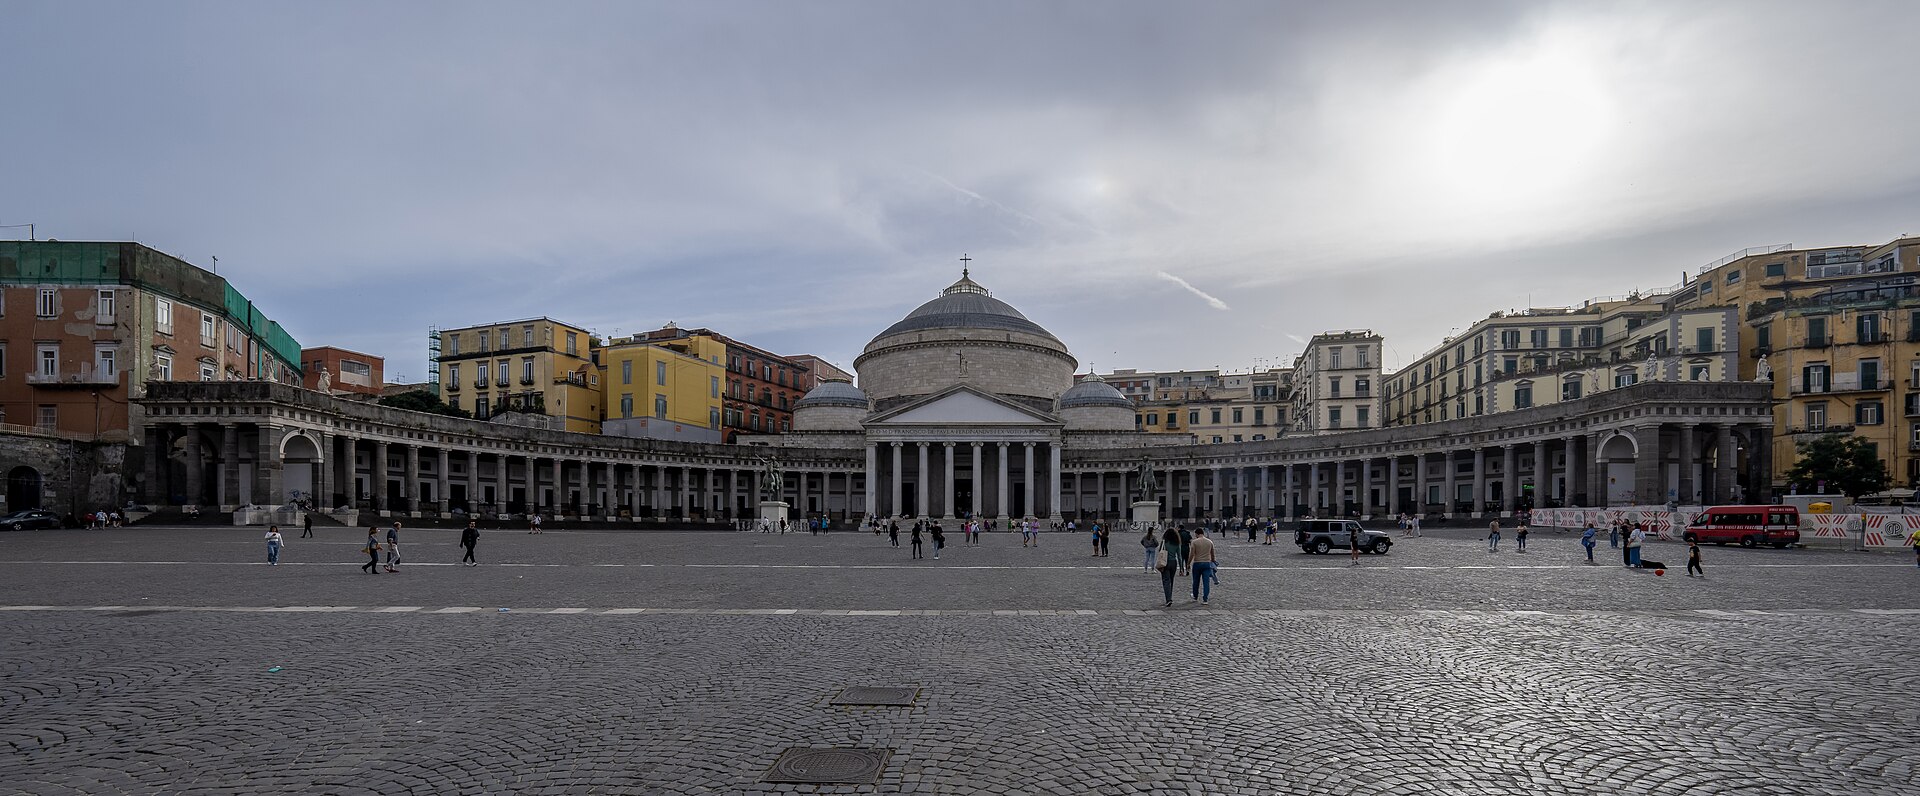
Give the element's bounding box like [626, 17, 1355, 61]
[133, 271, 1776, 524]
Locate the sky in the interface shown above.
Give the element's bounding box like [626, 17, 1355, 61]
[5, 1, 1919, 382]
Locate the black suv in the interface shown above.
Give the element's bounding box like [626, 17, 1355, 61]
[1294, 519, 1393, 555]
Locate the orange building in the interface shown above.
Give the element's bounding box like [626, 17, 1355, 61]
[301, 346, 384, 397]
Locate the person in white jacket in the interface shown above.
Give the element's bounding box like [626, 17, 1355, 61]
[264, 526, 285, 566]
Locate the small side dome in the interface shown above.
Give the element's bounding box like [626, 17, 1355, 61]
[794, 379, 869, 410]
[1056, 375, 1133, 410]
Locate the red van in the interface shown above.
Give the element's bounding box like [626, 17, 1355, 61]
[1685, 505, 1800, 548]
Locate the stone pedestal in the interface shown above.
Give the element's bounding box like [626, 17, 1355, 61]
[759, 500, 790, 524]
[1131, 500, 1161, 527]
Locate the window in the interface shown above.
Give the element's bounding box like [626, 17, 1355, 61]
[1356, 407, 1369, 428]
[445, 333, 460, 356]
[1232, 408, 1243, 423]
[710, 408, 720, 429]
[524, 325, 535, 346]
[1807, 317, 1828, 346]
[1253, 407, 1264, 425]
[95, 345, 115, 380]
[1513, 382, 1533, 409]
[155, 298, 172, 332]
[1765, 262, 1786, 278]
[1806, 402, 1826, 430]
[36, 288, 55, 318]
[1559, 328, 1573, 348]
[1804, 364, 1829, 393]
[496, 359, 508, 385]
[1328, 347, 1343, 369]
[96, 289, 115, 324]
[1562, 378, 1582, 400]
[565, 332, 578, 355]
[341, 359, 372, 377]
[1500, 330, 1520, 349]
[1756, 325, 1771, 351]
[1727, 270, 1743, 284]
[1695, 327, 1714, 352]
[1530, 329, 1548, 349]
[1210, 408, 1222, 424]
[476, 331, 489, 353]
[656, 361, 667, 386]
[1356, 346, 1370, 367]
[200, 313, 216, 346]
[621, 360, 632, 385]
[1472, 395, 1482, 415]
[499, 329, 510, 350]
[36, 405, 56, 431]
[1328, 408, 1342, 429]
[1147, 412, 1159, 425]
[448, 363, 460, 386]
[36, 343, 58, 377]
[1859, 314, 1883, 344]
[1329, 377, 1341, 397]
[1614, 369, 1639, 388]
[1355, 378, 1371, 397]
[1690, 364, 1710, 381]
[199, 363, 215, 381]
[1861, 359, 1881, 390]
[155, 353, 172, 381]
[476, 362, 489, 387]
[655, 394, 668, 419]
[522, 358, 534, 383]
[1503, 356, 1518, 375]
[475, 397, 489, 418]
[620, 394, 633, 418]
[1188, 410, 1199, 425]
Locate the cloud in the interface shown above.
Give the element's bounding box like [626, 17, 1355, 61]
[1155, 271, 1231, 311]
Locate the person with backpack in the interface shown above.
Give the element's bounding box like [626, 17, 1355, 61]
[1141, 526, 1161, 572]
[1580, 523, 1598, 563]
[888, 521, 900, 548]
[930, 522, 945, 560]
[384, 522, 402, 573]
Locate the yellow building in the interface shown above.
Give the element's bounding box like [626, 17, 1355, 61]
[599, 330, 726, 442]
[435, 317, 602, 434]
[1095, 367, 1291, 443]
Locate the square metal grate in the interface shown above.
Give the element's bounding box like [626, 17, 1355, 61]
[830, 686, 918, 706]
[760, 747, 891, 784]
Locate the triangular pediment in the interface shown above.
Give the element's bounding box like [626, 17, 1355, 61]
[870, 386, 1058, 425]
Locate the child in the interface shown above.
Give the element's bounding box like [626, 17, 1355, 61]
[1686, 538, 1704, 578]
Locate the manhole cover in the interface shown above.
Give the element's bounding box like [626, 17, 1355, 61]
[761, 747, 890, 784]
[830, 686, 918, 706]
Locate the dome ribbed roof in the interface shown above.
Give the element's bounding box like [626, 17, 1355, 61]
[870, 271, 1061, 344]
[1057, 377, 1134, 409]
[793, 380, 869, 410]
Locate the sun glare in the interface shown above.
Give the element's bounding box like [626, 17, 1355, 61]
[1425, 44, 1616, 206]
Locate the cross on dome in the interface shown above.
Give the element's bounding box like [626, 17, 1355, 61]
[943, 253, 992, 297]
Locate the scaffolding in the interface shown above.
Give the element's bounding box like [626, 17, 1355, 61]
[427, 325, 442, 397]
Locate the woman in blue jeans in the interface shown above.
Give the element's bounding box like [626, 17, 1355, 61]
[1156, 526, 1183, 607]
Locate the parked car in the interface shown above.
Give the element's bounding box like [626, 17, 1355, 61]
[1684, 505, 1800, 548]
[0, 509, 62, 531]
[1294, 519, 1393, 555]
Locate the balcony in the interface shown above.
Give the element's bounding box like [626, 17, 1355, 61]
[1807, 337, 1830, 349]
[27, 364, 120, 387]
[1909, 441, 1920, 452]
[1859, 332, 1888, 345]
[475, 376, 489, 388]
[445, 380, 462, 392]
[1785, 424, 1854, 435]
[520, 376, 535, 385]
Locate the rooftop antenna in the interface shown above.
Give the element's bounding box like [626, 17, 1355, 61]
[211, 255, 218, 274]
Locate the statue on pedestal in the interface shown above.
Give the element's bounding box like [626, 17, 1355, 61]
[317, 367, 332, 393]
[1133, 458, 1159, 503]
[1755, 355, 1772, 383]
[758, 456, 784, 502]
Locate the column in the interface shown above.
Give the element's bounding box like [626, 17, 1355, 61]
[1470, 448, 1485, 517]
[1359, 458, 1373, 518]
[253, 425, 284, 506]
[1235, 467, 1247, 519]
[1501, 445, 1518, 514]
[1097, 469, 1108, 518]
[1334, 460, 1348, 517]
[1677, 424, 1696, 506]
[1415, 452, 1428, 515]
[681, 466, 694, 519]
[843, 469, 855, 520]
[1561, 437, 1579, 506]
[970, 443, 983, 517]
[864, 444, 878, 520]
[1532, 440, 1549, 511]
[1048, 443, 1063, 521]
[371, 441, 389, 512]
[403, 445, 420, 513]
[915, 443, 930, 518]
[1021, 442, 1036, 518]
[491, 454, 506, 514]
[546, 459, 560, 513]
[1259, 466, 1271, 517]
[463, 451, 478, 512]
[1713, 424, 1737, 503]
[1386, 455, 1399, 517]
[433, 449, 449, 512]
[1280, 464, 1294, 519]
[1633, 425, 1664, 505]
[996, 442, 1010, 519]
[218, 425, 239, 507]
[943, 443, 957, 519]
[182, 428, 204, 505]
[310, 431, 332, 511]
[891, 443, 905, 518]
[1588, 433, 1608, 507]
[724, 467, 736, 518]
[1444, 450, 1458, 516]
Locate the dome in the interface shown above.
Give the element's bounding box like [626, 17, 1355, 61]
[868, 271, 1062, 345]
[793, 379, 869, 410]
[1056, 376, 1133, 410]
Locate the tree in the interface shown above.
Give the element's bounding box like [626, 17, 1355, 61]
[1784, 434, 1889, 498]
[377, 389, 469, 419]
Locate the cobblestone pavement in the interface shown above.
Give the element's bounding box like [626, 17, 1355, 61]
[1, 526, 1917, 794]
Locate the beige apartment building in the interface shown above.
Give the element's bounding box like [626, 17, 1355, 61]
[1290, 331, 1382, 434]
[436, 318, 602, 434]
[1089, 367, 1291, 443]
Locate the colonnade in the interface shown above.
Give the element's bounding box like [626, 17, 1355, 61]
[864, 439, 1062, 520]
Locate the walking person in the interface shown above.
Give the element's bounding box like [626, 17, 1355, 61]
[1098, 523, 1110, 557]
[931, 522, 945, 560]
[1686, 538, 1704, 577]
[1516, 522, 1529, 554]
[1487, 520, 1502, 553]
[1350, 525, 1363, 565]
[384, 522, 402, 573]
[1177, 525, 1193, 575]
[528, 513, 543, 534]
[264, 525, 284, 566]
[1581, 523, 1598, 563]
[1608, 523, 1621, 549]
[460, 520, 479, 566]
[1156, 526, 1182, 607]
[1626, 524, 1646, 568]
[888, 521, 900, 548]
[1091, 522, 1103, 557]
[1910, 524, 1920, 569]
[1189, 527, 1218, 604]
[301, 511, 314, 539]
[1410, 514, 1422, 537]
[361, 526, 381, 574]
[910, 523, 924, 559]
[1142, 526, 1161, 572]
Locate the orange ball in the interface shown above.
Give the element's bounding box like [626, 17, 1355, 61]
[1654, 569, 1665, 576]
